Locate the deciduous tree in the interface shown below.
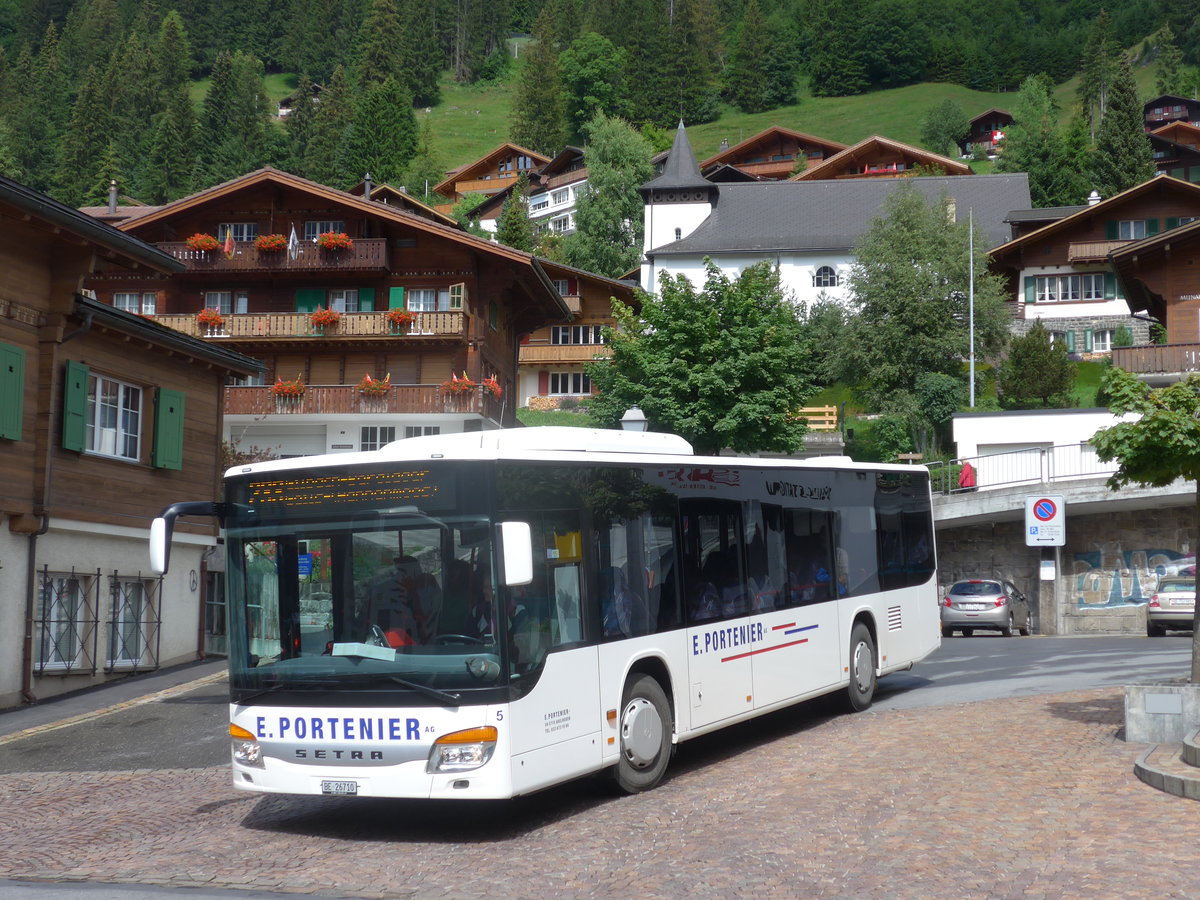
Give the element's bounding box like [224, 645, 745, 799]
[1091, 366, 1200, 681]
[919, 98, 969, 158]
[586, 260, 814, 455]
[559, 31, 625, 141]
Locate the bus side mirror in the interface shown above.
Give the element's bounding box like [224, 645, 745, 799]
[149, 517, 170, 574]
[499, 521, 533, 586]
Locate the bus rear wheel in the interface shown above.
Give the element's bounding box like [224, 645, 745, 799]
[846, 622, 877, 712]
[613, 675, 672, 794]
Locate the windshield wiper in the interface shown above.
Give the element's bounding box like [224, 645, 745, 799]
[384, 675, 461, 707]
[233, 678, 333, 704]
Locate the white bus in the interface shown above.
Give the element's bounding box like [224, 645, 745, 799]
[150, 427, 939, 799]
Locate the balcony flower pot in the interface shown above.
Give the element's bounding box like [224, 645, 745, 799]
[270, 375, 305, 412]
[255, 233, 288, 253]
[386, 308, 414, 334]
[482, 376, 502, 400]
[195, 308, 225, 334]
[185, 233, 220, 253]
[358, 373, 390, 410]
[316, 232, 354, 252]
[310, 307, 341, 333]
[442, 372, 476, 411]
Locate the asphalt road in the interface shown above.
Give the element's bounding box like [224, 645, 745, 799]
[0, 634, 1192, 775]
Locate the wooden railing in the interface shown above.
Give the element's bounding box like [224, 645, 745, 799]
[1112, 343, 1200, 375]
[154, 310, 465, 339]
[225, 384, 504, 421]
[157, 239, 389, 272]
[797, 406, 838, 431]
[518, 344, 611, 364]
[452, 173, 519, 195]
[1067, 240, 1130, 262]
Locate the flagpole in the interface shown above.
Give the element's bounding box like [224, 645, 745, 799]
[969, 207, 975, 409]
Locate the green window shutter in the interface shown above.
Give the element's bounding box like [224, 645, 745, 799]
[1084, 330, 1094, 352]
[0, 342, 25, 440]
[1024, 276, 1035, 304]
[1171, 168, 1187, 179]
[1104, 272, 1117, 299]
[152, 387, 186, 470]
[388, 286, 405, 309]
[358, 287, 375, 310]
[1146, 218, 1159, 236]
[1104, 220, 1118, 240]
[295, 288, 325, 312]
[1065, 331, 1076, 352]
[1167, 217, 1180, 230]
[62, 360, 89, 452]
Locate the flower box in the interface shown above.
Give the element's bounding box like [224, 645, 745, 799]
[386, 308, 415, 332]
[310, 307, 341, 329]
[270, 374, 306, 399]
[185, 233, 220, 252]
[441, 372, 477, 394]
[195, 308, 225, 330]
[255, 233, 288, 252]
[482, 376, 502, 399]
[316, 232, 354, 251]
[357, 373, 391, 396]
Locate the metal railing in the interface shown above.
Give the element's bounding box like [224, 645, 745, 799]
[926, 443, 1117, 495]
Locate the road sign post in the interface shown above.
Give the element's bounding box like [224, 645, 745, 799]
[1025, 494, 1065, 547]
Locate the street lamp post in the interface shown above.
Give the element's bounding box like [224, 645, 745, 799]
[620, 405, 648, 432]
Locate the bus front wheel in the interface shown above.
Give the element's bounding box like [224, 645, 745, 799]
[613, 675, 672, 794]
[846, 622, 877, 712]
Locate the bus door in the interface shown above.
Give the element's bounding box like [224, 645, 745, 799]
[681, 500, 754, 730]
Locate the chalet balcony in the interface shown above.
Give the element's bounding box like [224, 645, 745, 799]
[1112, 343, 1200, 377]
[157, 238, 389, 273]
[154, 309, 465, 340]
[454, 173, 519, 195]
[1067, 240, 1130, 262]
[518, 344, 611, 364]
[225, 384, 504, 420]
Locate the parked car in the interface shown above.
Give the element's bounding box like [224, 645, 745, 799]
[941, 579, 1032, 637]
[1147, 576, 1196, 637]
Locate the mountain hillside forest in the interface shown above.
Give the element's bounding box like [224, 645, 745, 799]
[0, 0, 1196, 210]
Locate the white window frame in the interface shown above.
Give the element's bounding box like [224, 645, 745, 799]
[1080, 273, 1105, 301]
[107, 577, 154, 669]
[360, 425, 397, 451]
[530, 196, 549, 212]
[219, 222, 258, 242]
[549, 372, 591, 395]
[114, 292, 157, 315]
[1092, 329, 1114, 352]
[205, 291, 233, 315]
[551, 188, 570, 206]
[407, 289, 437, 312]
[404, 425, 440, 439]
[1117, 220, 1147, 240]
[305, 220, 345, 241]
[86, 373, 142, 462]
[328, 289, 360, 313]
[37, 573, 91, 670]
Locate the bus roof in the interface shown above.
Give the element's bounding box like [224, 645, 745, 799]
[224, 427, 926, 478]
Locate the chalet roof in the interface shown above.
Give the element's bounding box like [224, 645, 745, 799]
[989, 174, 1200, 258]
[698, 126, 846, 169]
[1004, 205, 1088, 224]
[646, 173, 1030, 257]
[968, 108, 1012, 125]
[702, 163, 762, 183]
[539, 146, 586, 178]
[98, 166, 572, 322]
[789, 135, 972, 181]
[1144, 94, 1200, 109]
[76, 293, 262, 376]
[538, 257, 641, 300]
[1150, 120, 1200, 141]
[642, 122, 711, 193]
[432, 142, 551, 197]
[346, 179, 459, 227]
[1, 174, 182, 273]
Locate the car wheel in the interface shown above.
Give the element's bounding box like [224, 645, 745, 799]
[846, 621, 877, 712]
[941, 625, 953, 638]
[1001, 613, 1015, 637]
[961, 628, 973, 637]
[1019, 610, 1032, 636]
[612, 674, 672, 794]
[1147, 621, 1165, 638]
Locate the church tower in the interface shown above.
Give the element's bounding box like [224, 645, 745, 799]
[639, 122, 717, 290]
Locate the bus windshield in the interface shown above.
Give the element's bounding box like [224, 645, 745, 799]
[223, 462, 508, 701]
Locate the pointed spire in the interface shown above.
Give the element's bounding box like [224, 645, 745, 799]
[642, 121, 711, 192]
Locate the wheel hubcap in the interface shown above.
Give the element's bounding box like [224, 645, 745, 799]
[621, 698, 663, 769]
[852, 641, 872, 692]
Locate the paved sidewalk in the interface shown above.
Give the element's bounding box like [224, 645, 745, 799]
[0, 659, 227, 743]
[0, 680, 1198, 899]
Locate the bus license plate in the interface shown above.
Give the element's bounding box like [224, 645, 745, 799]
[321, 780, 358, 796]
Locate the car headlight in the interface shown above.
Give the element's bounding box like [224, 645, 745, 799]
[426, 726, 498, 773]
[230, 723, 264, 769]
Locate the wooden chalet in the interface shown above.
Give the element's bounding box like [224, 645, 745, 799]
[80, 167, 573, 458]
[347, 177, 459, 227]
[0, 174, 260, 707]
[699, 127, 847, 181]
[1148, 121, 1200, 183]
[960, 108, 1012, 156]
[1143, 94, 1200, 132]
[432, 143, 551, 212]
[471, 146, 589, 237]
[989, 175, 1200, 355]
[790, 135, 972, 181]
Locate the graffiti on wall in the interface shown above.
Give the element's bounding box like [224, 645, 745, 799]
[1072, 544, 1194, 608]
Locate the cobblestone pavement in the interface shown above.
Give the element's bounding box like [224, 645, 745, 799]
[0, 686, 1197, 900]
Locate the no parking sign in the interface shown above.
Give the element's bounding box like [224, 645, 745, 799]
[1025, 494, 1065, 546]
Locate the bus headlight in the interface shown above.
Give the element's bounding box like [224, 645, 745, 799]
[230, 723, 264, 769]
[426, 726, 498, 773]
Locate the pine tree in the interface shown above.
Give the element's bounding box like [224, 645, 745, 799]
[284, 73, 318, 177]
[724, 0, 768, 113]
[668, 0, 720, 125]
[197, 50, 273, 186]
[401, 117, 445, 201]
[399, 0, 442, 106]
[342, 75, 418, 188]
[495, 172, 534, 251]
[354, 0, 404, 89]
[509, 6, 568, 155]
[1154, 25, 1185, 96]
[618, 0, 673, 127]
[999, 321, 1075, 410]
[59, 0, 120, 83]
[806, 0, 868, 97]
[55, 64, 111, 205]
[1091, 56, 1156, 199]
[306, 66, 356, 188]
[144, 84, 196, 203]
[108, 26, 165, 198]
[14, 23, 70, 193]
[1077, 10, 1117, 141]
[155, 10, 192, 94]
[0, 114, 26, 182]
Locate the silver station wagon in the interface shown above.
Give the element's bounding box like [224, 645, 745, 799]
[1147, 576, 1196, 637]
[941, 579, 1032, 638]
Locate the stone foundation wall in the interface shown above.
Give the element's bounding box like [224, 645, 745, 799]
[937, 504, 1193, 634]
[1011, 314, 1151, 349]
